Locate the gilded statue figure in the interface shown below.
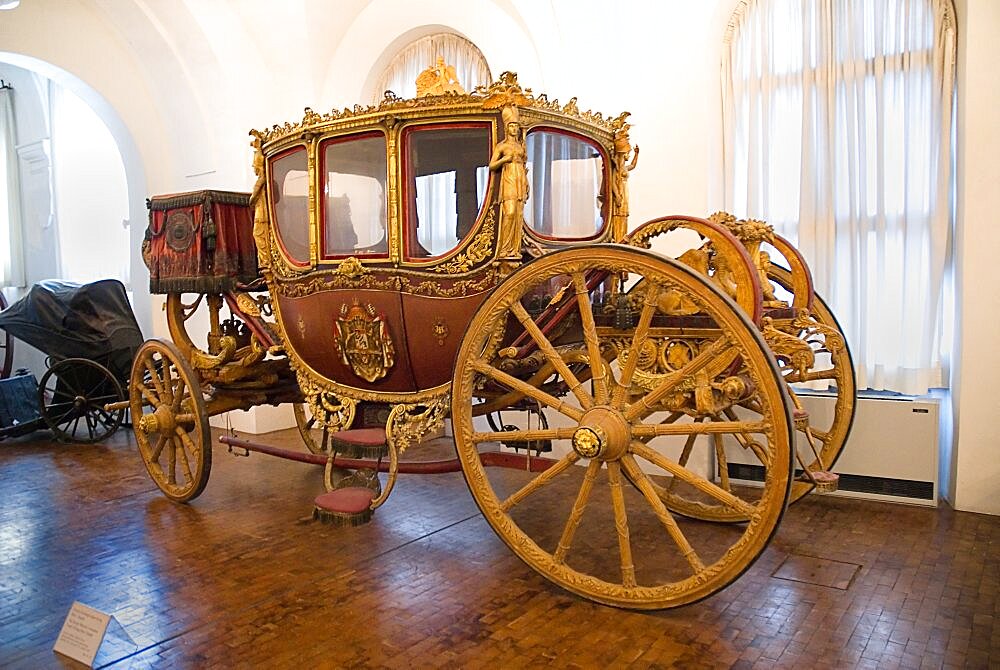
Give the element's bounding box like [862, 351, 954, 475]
[415, 56, 465, 97]
[611, 124, 639, 241]
[489, 105, 529, 258]
[249, 135, 270, 270]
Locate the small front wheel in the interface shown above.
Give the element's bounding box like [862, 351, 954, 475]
[130, 339, 211, 502]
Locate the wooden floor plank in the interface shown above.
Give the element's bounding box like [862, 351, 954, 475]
[0, 427, 996, 668]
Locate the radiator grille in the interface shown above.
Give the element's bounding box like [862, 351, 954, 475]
[726, 464, 935, 501]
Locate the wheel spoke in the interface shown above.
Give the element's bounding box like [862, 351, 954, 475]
[175, 427, 195, 483]
[571, 272, 609, 404]
[722, 408, 773, 467]
[150, 434, 168, 463]
[630, 442, 756, 517]
[623, 336, 735, 421]
[500, 452, 580, 512]
[714, 433, 730, 492]
[471, 359, 584, 422]
[471, 426, 577, 445]
[167, 436, 177, 485]
[611, 282, 661, 409]
[171, 377, 188, 413]
[606, 462, 636, 588]
[510, 302, 594, 411]
[666, 417, 703, 492]
[143, 358, 166, 399]
[621, 455, 705, 574]
[553, 459, 602, 565]
[632, 419, 768, 439]
[85, 413, 96, 441]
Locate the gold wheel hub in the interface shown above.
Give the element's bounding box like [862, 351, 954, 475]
[571, 406, 631, 461]
[138, 404, 176, 434]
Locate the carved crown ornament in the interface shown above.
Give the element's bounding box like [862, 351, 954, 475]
[250, 71, 631, 148]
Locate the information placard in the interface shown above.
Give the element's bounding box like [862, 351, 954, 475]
[53, 601, 112, 667]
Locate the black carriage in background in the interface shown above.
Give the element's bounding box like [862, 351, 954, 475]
[0, 279, 142, 442]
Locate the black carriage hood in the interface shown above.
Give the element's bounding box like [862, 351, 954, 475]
[0, 280, 143, 378]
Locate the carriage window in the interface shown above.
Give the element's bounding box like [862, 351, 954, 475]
[404, 124, 490, 260]
[525, 129, 606, 239]
[322, 133, 388, 258]
[270, 147, 310, 264]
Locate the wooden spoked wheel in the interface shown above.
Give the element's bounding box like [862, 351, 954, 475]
[130, 339, 211, 502]
[38, 358, 125, 443]
[294, 403, 330, 454]
[0, 291, 11, 379]
[769, 267, 856, 503]
[452, 246, 794, 610]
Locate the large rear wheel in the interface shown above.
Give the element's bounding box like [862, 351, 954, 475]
[452, 245, 794, 609]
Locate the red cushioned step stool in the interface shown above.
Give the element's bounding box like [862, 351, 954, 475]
[313, 487, 376, 527]
[329, 427, 388, 460]
[312, 428, 388, 526]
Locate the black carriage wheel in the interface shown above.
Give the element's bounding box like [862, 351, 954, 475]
[38, 358, 126, 443]
[0, 292, 11, 379]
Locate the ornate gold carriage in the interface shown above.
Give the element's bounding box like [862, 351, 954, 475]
[130, 68, 855, 610]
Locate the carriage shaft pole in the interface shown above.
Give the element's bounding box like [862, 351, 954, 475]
[218, 435, 556, 473]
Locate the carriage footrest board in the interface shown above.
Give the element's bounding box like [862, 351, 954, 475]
[0, 373, 41, 438]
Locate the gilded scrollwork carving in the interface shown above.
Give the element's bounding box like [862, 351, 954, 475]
[433, 207, 497, 274]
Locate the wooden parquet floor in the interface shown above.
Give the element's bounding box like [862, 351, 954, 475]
[0, 427, 997, 669]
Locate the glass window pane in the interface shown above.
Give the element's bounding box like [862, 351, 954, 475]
[323, 134, 388, 257]
[525, 130, 606, 239]
[405, 125, 490, 259]
[270, 147, 309, 264]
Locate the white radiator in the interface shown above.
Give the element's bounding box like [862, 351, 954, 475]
[725, 392, 940, 506]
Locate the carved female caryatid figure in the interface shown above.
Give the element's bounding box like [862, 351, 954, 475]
[249, 134, 270, 271]
[611, 121, 639, 242]
[489, 105, 529, 258]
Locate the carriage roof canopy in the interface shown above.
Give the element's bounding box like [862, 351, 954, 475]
[0, 279, 143, 378]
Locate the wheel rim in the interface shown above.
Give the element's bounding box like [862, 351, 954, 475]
[130, 339, 211, 502]
[39, 358, 124, 443]
[769, 268, 857, 503]
[452, 246, 793, 609]
[0, 292, 11, 379]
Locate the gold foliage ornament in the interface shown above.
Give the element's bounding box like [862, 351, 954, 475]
[333, 301, 396, 383]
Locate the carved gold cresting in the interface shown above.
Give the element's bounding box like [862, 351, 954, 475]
[415, 56, 466, 97]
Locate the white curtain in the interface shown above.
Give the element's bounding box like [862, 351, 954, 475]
[722, 0, 956, 395]
[0, 87, 24, 287]
[373, 33, 492, 102]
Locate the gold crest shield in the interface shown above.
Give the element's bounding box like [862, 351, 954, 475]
[333, 302, 395, 383]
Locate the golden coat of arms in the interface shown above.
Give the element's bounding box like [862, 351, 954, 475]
[333, 302, 395, 382]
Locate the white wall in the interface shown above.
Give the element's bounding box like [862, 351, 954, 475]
[951, 0, 1000, 515]
[0, 0, 993, 513]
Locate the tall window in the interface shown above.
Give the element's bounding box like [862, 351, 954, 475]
[0, 86, 24, 287]
[722, 0, 956, 395]
[372, 33, 491, 101]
